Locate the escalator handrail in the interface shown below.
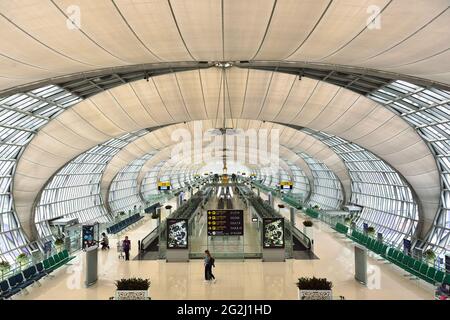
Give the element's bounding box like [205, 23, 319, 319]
[141, 225, 159, 250]
[288, 224, 311, 249]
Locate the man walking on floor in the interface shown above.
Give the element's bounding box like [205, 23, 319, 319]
[204, 250, 216, 283]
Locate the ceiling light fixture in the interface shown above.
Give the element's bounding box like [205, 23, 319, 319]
[214, 61, 233, 69]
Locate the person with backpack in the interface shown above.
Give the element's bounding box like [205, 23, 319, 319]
[100, 232, 110, 250]
[204, 250, 216, 283]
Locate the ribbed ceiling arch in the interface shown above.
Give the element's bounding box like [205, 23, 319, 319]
[0, 0, 449, 93]
[12, 68, 439, 241]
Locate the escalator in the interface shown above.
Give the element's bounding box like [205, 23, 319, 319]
[137, 188, 209, 260]
[136, 226, 160, 260]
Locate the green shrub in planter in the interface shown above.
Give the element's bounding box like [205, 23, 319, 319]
[115, 278, 151, 291]
[366, 226, 375, 235]
[296, 277, 333, 290]
[54, 238, 64, 250]
[424, 249, 436, 262]
[344, 217, 351, 225]
[0, 260, 11, 274]
[16, 253, 29, 266]
[303, 220, 313, 227]
[313, 205, 320, 210]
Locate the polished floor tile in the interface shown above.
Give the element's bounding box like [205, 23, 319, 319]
[15, 195, 435, 300]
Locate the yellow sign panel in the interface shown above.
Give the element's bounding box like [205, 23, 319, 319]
[157, 181, 171, 187]
[280, 181, 293, 189]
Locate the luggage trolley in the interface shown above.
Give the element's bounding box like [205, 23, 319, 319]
[117, 240, 125, 259]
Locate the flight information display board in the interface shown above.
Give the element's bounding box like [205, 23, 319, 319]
[207, 210, 244, 236]
[263, 218, 285, 248]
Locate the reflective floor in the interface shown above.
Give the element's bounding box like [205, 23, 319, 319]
[15, 194, 434, 300]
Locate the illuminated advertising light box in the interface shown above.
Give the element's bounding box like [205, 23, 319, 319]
[82, 224, 98, 249]
[263, 218, 285, 248]
[207, 210, 244, 236]
[279, 181, 293, 190]
[167, 219, 188, 249]
[157, 181, 171, 190]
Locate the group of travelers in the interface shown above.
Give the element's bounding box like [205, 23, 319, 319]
[100, 233, 131, 261]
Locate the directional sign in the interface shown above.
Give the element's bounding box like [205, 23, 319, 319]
[207, 209, 244, 236]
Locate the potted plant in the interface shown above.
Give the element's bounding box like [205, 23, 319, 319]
[114, 277, 151, 300]
[296, 276, 333, 300]
[16, 253, 29, 268]
[54, 238, 65, 252]
[303, 220, 314, 240]
[424, 249, 436, 264]
[313, 205, 320, 210]
[0, 260, 11, 276]
[303, 220, 313, 227]
[344, 217, 351, 225]
[366, 226, 375, 236]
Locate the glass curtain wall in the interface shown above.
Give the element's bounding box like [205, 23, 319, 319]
[0, 85, 81, 262]
[303, 129, 418, 246]
[297, 152, 343, 210]
[108, 154, 154, 214]
[368, 80, 450, 253]
[35, 130, 150, 239]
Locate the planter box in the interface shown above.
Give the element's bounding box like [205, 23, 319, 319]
[298, 289, 332, 300]
[115, 290, 149, 300]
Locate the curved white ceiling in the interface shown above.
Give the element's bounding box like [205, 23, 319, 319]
[102, 119, 349, 204]
[0, 0, 449, 93]
[12, 68, 440, 239]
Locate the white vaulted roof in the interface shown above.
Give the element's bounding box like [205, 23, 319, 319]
[0, 0, 449, 94]
[12, 68, 439, 237]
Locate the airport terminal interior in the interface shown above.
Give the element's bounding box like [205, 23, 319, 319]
[0, 0, 450, 301]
